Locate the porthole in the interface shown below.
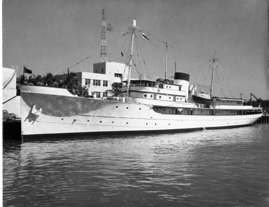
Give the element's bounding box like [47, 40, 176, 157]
[100, 121, 102, 123]
[126, 122, 128, 124]
[126, 107, 129, 109]
[116, 106, 118, 108]
[87, 120, 89, 122]
[61, 118, 63, 120]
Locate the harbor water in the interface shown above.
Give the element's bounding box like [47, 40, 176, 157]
[3, 124, 269, 206]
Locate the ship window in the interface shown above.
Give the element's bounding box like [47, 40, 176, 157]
[150, 95, 153, 98]
[159, 96, 161, 99]
[126, 107, 128, 109]
[144, 94, 147, 98]
[114, 73, 122, 78]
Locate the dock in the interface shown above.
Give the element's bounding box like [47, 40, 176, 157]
[255, 114, 269, 124]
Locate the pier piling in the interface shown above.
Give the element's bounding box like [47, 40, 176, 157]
[255, 114, 269, 124]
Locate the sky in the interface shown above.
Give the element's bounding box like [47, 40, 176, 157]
[2, 0, 268, 100]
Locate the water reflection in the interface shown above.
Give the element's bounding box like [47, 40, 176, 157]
[3, 125, 269, 206]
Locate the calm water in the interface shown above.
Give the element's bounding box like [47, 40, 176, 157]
[3, 124, 269, 206]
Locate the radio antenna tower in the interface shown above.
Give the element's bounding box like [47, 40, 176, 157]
[100, 9, 108, 62]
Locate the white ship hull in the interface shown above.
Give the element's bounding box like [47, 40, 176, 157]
[21, 86, 262, 136]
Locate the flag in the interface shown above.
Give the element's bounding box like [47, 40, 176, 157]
[142, 33, 150, 41]
[23, 66, 32, 74]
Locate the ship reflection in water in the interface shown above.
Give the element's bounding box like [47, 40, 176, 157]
[3, 125, 269, 206]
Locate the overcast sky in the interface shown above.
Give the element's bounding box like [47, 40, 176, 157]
[2, 0, 268, 99]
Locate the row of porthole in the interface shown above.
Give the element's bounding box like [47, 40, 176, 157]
[115, 106, 142, 110]
[143, 93, 184, 101]
[62, 118, 172, 126]
[62, 118, 245, 126]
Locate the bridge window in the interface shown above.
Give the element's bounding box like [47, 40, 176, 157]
[114, 73, 122, 78]
[144, 94, 153, 99]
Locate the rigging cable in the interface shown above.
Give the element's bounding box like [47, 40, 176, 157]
[218, 65, 234, 98]
[135, 35, 151, 79]
[134, 35, 142, 78]
[122, 32, 133, 77]
[132, 59, 141, 78]
[57, 35, 123, 75]
[142, 29, 208, 61]
[202, 65, 212, 86]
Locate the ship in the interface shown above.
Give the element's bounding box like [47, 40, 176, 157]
[20, 20, 263, 136]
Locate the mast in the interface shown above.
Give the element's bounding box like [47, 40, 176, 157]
[209, 52, 219, 97]
[126, 20, 137, 98]
[165, 40, 168, 79]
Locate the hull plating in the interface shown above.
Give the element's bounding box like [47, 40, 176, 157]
[20, 86, 262, 136]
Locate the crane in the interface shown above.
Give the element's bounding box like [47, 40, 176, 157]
[250, 93, 262, 107]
